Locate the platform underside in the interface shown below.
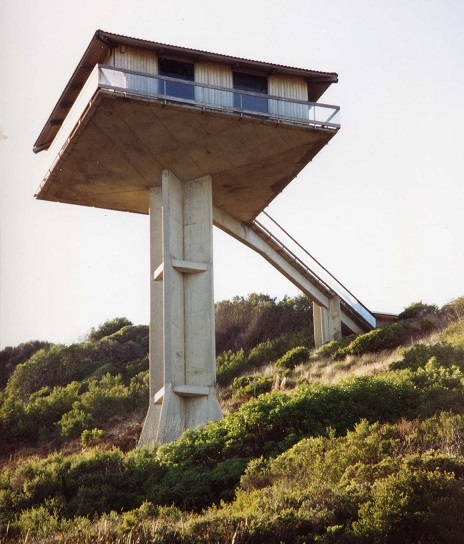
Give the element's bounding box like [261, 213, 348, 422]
[36, 91, 336, 222]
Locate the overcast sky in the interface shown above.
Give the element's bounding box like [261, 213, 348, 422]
[1, 0, 463, 348]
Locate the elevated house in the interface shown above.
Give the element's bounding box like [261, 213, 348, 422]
[34, 30, 340, 221]
[34, 31, 369, 445]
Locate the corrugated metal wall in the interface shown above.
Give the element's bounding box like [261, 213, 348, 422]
[195, 61, 233, 107]
[112, 46, 158, 74]
[268, 75, 308, 120]
[111, 46, 159, 95]
[107, 47, 310, 120]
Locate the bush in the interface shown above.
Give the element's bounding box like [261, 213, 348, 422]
[81, 428, 104, 447]
[441, 317, 464, 348]
[232, 375, 274, 398]
[398, 301, 439, 321]
[5, 343, 100, 399]
[57, 373, 147, 439]
[215, 293, 313, 354]
[217, 332, 310, 387]
[441, 297, 464, 321]
[318, 335, 356, 359]
[352, 466, 464, 543]
[235, 419, 464, 544]
[0, 340, 51, 390]
[59, 407, 93, 439]
[87, 318, 133, 343]
[340, 321, 433, 358]
[391, 342, 464, 372]
[216, 349, 247, 386]
[275, 346, 309, 370]
[247, 339, 279, 367]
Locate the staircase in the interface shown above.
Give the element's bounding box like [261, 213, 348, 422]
[213, 207, 376, 340]
[252, 212, 376, 331]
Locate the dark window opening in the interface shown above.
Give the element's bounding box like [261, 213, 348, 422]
[233, 72, 268, 113]
[158, 58, 195, 100]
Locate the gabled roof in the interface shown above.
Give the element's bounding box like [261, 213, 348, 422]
[33, 30, 338, 153]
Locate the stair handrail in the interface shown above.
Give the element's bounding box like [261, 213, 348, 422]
[253, 212, 376, 327]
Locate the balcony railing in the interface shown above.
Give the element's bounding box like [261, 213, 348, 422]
[98, 65, 340, 129]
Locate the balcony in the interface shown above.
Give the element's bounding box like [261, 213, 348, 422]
[98, 65, 340, 129]
[35, 63, 340, 221]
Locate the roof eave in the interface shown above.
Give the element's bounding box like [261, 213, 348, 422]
[33, 29, 338, 153]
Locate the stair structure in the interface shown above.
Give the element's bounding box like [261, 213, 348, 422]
[214, 208, 376, 348]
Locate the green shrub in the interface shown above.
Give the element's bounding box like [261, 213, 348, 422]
[59, 407, 93, 439]
[0, 340, 51, 390]
[216, 349, 247, 386]
[340, 321, 428, 357]
[247, 336, 293, 368]
[0, 381, 82, 446]
[217, 332, 311, 387]
[352, 466, 464, 543]
[122, 356, 149, 380]
[232, 375, 274, 398]
[441, 296, 464, 321]
[25, 382, 82, 435]
[441, 317, 464, 348]
[81, 428, 104, 447]
[5, 343, 101, 399]
[215, 293, 312, 354]
[158, 374, 422, 471]
[87, 318, 133, 343]
[16, 505, 62, 538]
[57, 373, 147, 439]
[275, 346, 309, 370]
[398, 301, 439, 321]
[318, 335, 356, 359]
[104, 324, 149, 345]
[235, 419, 464, 544]
[391, 342, 464, 372]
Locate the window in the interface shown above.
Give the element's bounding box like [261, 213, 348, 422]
[233, 72, 268, 113]
[158, 58, 195, 100]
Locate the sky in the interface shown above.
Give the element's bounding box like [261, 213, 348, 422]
[1, 0, 464, 348]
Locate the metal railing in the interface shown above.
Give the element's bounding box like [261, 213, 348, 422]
[98, 65, 340, 128]
[253, 212, 376, 328]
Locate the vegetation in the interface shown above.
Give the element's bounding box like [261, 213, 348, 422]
[0, 295, 463, 542]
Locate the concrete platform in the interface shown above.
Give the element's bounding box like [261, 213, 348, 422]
[35, 90, 336, 222]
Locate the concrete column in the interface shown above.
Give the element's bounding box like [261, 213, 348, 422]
[139, 170, 222, 446]
[313, 295, 342, 348]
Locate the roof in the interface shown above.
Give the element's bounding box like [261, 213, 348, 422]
[33, 30, 338, 153]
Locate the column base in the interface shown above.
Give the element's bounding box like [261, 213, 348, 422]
[138, 383, 223, 445]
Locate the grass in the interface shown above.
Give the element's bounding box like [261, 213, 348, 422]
[220, 329, 445, 401]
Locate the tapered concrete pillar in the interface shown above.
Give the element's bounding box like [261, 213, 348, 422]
[313, 295, 342, 348]
[139, 170, 222, 445]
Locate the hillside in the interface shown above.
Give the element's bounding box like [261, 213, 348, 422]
[1, 294, 464, 543]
